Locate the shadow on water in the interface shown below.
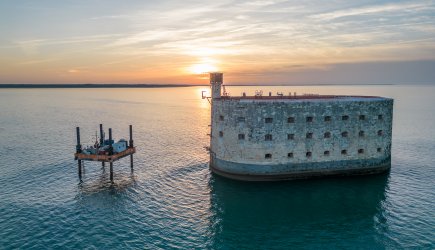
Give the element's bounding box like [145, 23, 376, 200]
[208, 173, 390, 249]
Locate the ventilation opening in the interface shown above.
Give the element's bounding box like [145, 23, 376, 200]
[324, 116, 331, 122]
[287, 117, 295, 123]
[341, 131, 348, 137]
[378, 115, 383, 120]
[342, 115, 349, 121]
[219, 131, 223, 137]
[359, 131, 365, 137]
[306, 116, 313, 122]
[219, 115, 224, 121]
[238, 134, 245, 140]
[237, 117, 245, 122]
[378, 130, 383, 136]
[359, 115, 366, 120]
[358, 148, 364, 154]
[265, 153, 272, 159]
[306, 132, 313, 139]
[287, 134, 294, 140]
[324, 150, 330, 156]
[324, 132, 331, 138]
[265, 134, 273, 141]
[341, 150, 347, 155]
[306, 152, 312, 158]
[287, 152, 293, 158]
[265, 117, 273, 123]
[377, 147, 382, 153]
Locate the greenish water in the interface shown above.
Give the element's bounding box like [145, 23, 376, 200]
[0, 85, 434, 249]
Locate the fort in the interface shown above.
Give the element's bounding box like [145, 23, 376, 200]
[208, 73, 393, 181]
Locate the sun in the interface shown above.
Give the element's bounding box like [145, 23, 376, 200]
[189, 63, 218, 74]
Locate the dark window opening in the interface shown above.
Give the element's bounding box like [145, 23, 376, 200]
[324, 132, 331, 138]
[359, 131, 365, 137]
[341, 131, 348, 137]
[324, 116, 331, 122]
[288, 152, 294, 158]
[265, 134, 273, 141]
[265, 117, 273, 123]
[342, 115, 349, 121]
[306, 116, 313, 122]
[237, 117, 245, 122]
[378, 115, 383, 120]
[238, 134, 245, 140]
[378, 130, 383, 136]
[377, 147, 382, 153]
[358, 148, 364, 154]
[265, 153, 272, 159]
[341, 149, 347, 155]
[359, 115, 366, 120]
[219, 115, 224, 121]
[219, 131, 223, 137]
[306, 132, 313, 139]
[324, 150, 330, 156]
[306, 152, 312, 158]
[287, 134, 295, 140]
[287, 117, 295, 123]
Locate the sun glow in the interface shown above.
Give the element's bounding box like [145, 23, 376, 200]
[189, 63, 218, 74]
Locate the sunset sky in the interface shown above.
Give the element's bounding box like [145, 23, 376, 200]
[1, 0, 434, 84]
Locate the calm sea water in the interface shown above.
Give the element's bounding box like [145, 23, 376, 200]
[0, 85, 434, 249]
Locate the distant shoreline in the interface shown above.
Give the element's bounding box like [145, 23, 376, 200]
[0, 83, 398, 88]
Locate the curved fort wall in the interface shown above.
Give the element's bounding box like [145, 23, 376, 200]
[209, 73, 393, 180]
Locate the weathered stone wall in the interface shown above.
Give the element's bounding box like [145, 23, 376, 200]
[210, 97, 393, 177]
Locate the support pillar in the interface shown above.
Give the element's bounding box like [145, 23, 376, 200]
[129, 125, 134, 170]
[109, 128, 113, 181]
[110, 162, 113, 181]
[76, 127, 82, 178]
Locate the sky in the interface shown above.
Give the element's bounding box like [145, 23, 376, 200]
[0, 0, 435, 85]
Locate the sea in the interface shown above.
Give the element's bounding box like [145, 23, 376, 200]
[0, 85, 434, 249]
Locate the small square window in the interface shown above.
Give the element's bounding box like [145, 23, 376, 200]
[219, 131, 223, 137]
[288, 152, 294, 158]
[359, 115, 366, 120]
[358, 148, 364, 154]
[265, 134, 273, 141]
[265, 117, 273, 123]
[324, 116, 331, 122]
[306, 132, 313, 139]
[238, 134, 245, 140]
[342, 115, 349, 121]
[306, 116, 313, 122]
[377, 130, 383, 136]
[324, 132, 331, 138]
[287, 134, 295, 140]
[265, 153, 272, 159]
[378, 115, 383, 120]
[237, 117, 245, 122]
[287, 117, 295, 123]
[324, 150, 330, 156]
[341, 131, 348, 137]
[341, 149, 347, 155]
[359, 131, 365, 137]
[377, 147, 382, 153]
[306, 152, 312, 158]
[219, 115, 224, 121]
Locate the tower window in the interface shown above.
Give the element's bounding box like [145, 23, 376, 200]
[265, 134, 273, 141]
[324, 150, 330, 156]
[341, 131, 348, 137]
[378, 115, 383, 120]
[287, 117, 295, 123]
[288, 152, 294, 158]
[306, 132, 313, 139]
[359, 131, 365, 137]
[324, 132, 331, 138]
[265, 117, 273, 123]
[342, 115, 349, 121]
[219, 115, 224, 121]
[265, 153, 272, 159]
[378, 130, 383, 136]
[358, 148, 364, 154]
[324, 116, 331, 122]
[306, 152, 312, 158]
[287, 134, 295, 140]
[219, 131, 223, 137]
[237, 117, 245, 122]
[377, 147, 382, 153]
[341, 150, 347, 155]
[359, 115, 366, 120]
[238, 134, 245, 140]
[306, 116, 313, 122]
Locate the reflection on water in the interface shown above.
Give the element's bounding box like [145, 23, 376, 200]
[209, 174, 389, 249]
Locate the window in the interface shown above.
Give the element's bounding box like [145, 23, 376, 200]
[219, 131, 223, 137]
[306, 152, 312, 158]
[265, 117, 273, 123]
[219, 115, 224, 121]
[359, 115, 366, 120]
[324, 132, 331, 138]
[358, 148, 364, 154]
[238, 134, 245, 140]
[359, 131, 365, 137]
[287, 134, 295, 140]
[306, 132, 313, 139]
[237, 117, 245, 122]
[324, 150, 330, 156]
[265, 153, 272, 159]
[341, 131, 348, 137]
[265, 134, 273, 141]
[341, 149, 347, 155]
[378, 115, 383, 120]
[288, 152, 294, 158]
[287, 117, 295, 123]
[342, 115, 349, 121]
[377, 147, 382, 153]
[306, 116, 313, 122]
[324, 116, 331, 122]
[378, 130, 383, 136]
